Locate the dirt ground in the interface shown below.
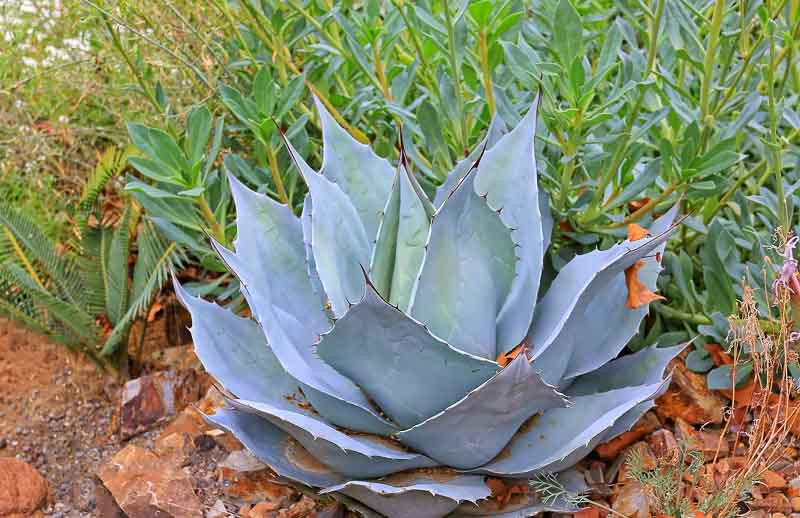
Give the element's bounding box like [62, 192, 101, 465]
[0, 317, 228, 517]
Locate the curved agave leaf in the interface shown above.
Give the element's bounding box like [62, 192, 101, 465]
[314, 96, 394, 240]
[452, 469, 587, 517]
[473, 98, 543, 352]
[561, 206, 680, 379]
[565, 344, 686, 396]
[321, 471, 492, 518]
[317, 283, 499, 429]
[300, 194, 327, 304]
[434, 114, 507, 207]
[227, 174, 329, 338]
[204, 408, 344, 488]
[282, 134, 370, 318]
[212, 242, 395, 436]
[473, 382, 665, 477]
[173, 279, 299, 402]
[528, 206, 679, 385]
[229, 398, 436, 479]
[410, 168, 517, 359]
[370, 163, 431, 312]
[600, 400, 655, 444]
[395, 354, 567, 469]
[539, 189, 553, 256]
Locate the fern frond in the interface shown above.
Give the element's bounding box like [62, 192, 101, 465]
[78, 147, 129, 216]
[106, 208, 131, 325]
[100, 220, 186, 356]
[0, 205, 84, 305]
[0, 263, 92, 347]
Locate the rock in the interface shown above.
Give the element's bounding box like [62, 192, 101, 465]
[763, 469, 788, 489]
[792, 497, 800, 513]
[97, 444, 203, 518]
[279, 496, 316, 518]
[648, 429, 678, 459]
[153, 432, 194, 467]
[145, 345, 202, 371]
[247, 501, 282, 517]
[94, 483, 125, 518]
[655, 355, 727, 424]
[0, 458, 49, 516]
[220, 455, 292, 506]
[120, 369, 207, 438]
[789, 477, 800, 497]
[595, 412, 660, 459]
[749, 493, 793, 513]
[673, 418, 729, 457]
[612, 482, 649, 518]
[206, 499, 228, 518]
[219, 449, 267, 473]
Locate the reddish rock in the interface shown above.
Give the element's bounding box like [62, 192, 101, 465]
[219, 450, 292, 506]
[673, 418, 729, 457]
[595, 412, 661, 459]
[655, 356, 727, 424]
[0, 458, 49, 517]
[119, 369, 207, 438]
[789, 477, 800, 497]
[612, 482, 649, 518]
[749, 493, 793, 513]
[618, 442, 656, 483]
[97, 444, 203, 518]
[648, 429, 679, 459]
[94, 483, 125, 518]
[154, 431, 195, 467]
[279, 496, 317, 518]
[763, 469, 788, 489]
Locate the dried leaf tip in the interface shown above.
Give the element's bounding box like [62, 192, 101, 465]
[625, 260, 665, 309]
[627, 223, 650, 242]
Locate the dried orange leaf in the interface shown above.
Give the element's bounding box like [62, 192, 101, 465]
[624, 260, 666, 309]
[627, 223, 650, 242]
[496, 343, 525, 367]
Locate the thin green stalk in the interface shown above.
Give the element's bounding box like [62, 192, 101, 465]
[765, 0, 788, 230]
[699, 0, 725, 128]
[266, 146, 290, 206]
[197, 195, 226, 246]
[478, 30, 495, 115]
[587, 0, 665, 214]
[442, 0, 468, 152]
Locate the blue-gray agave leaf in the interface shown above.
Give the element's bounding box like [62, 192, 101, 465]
[434, 113, 507, 207]
[211, 236, 394, 436]
[600, 401, 655, 444]
[316, 282, 499, 429]
[370, 163, 431, 312]
[204, 408, 344, 488]
[473, 97, 543, 352]
[173, 279, 299, 402]
[474, 382, 665, 477]
[314, 96, 394, 240]
[228, 398, 436, 479]
[321, 472, 492, 518]
[301, 194, 327, 303]
[452, 469, 587, 517]
[560, 205, 680, 379]
[539, 190, 553, 256]
[227, 173, 329, 339]
[565, 344, 686, 396]
[410, 167, 517, 359]
[528, 207, 679, 385]
[283, 134, 370, 318]
[395, 354, 568, 470]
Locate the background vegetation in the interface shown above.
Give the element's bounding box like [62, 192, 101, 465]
[1, 0, 799, 389]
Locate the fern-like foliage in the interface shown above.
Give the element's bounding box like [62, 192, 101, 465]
[1, 146, 186, 365]
[101, 219, 186, 356]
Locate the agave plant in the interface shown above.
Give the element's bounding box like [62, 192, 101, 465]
[175, 95, 683, 517]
